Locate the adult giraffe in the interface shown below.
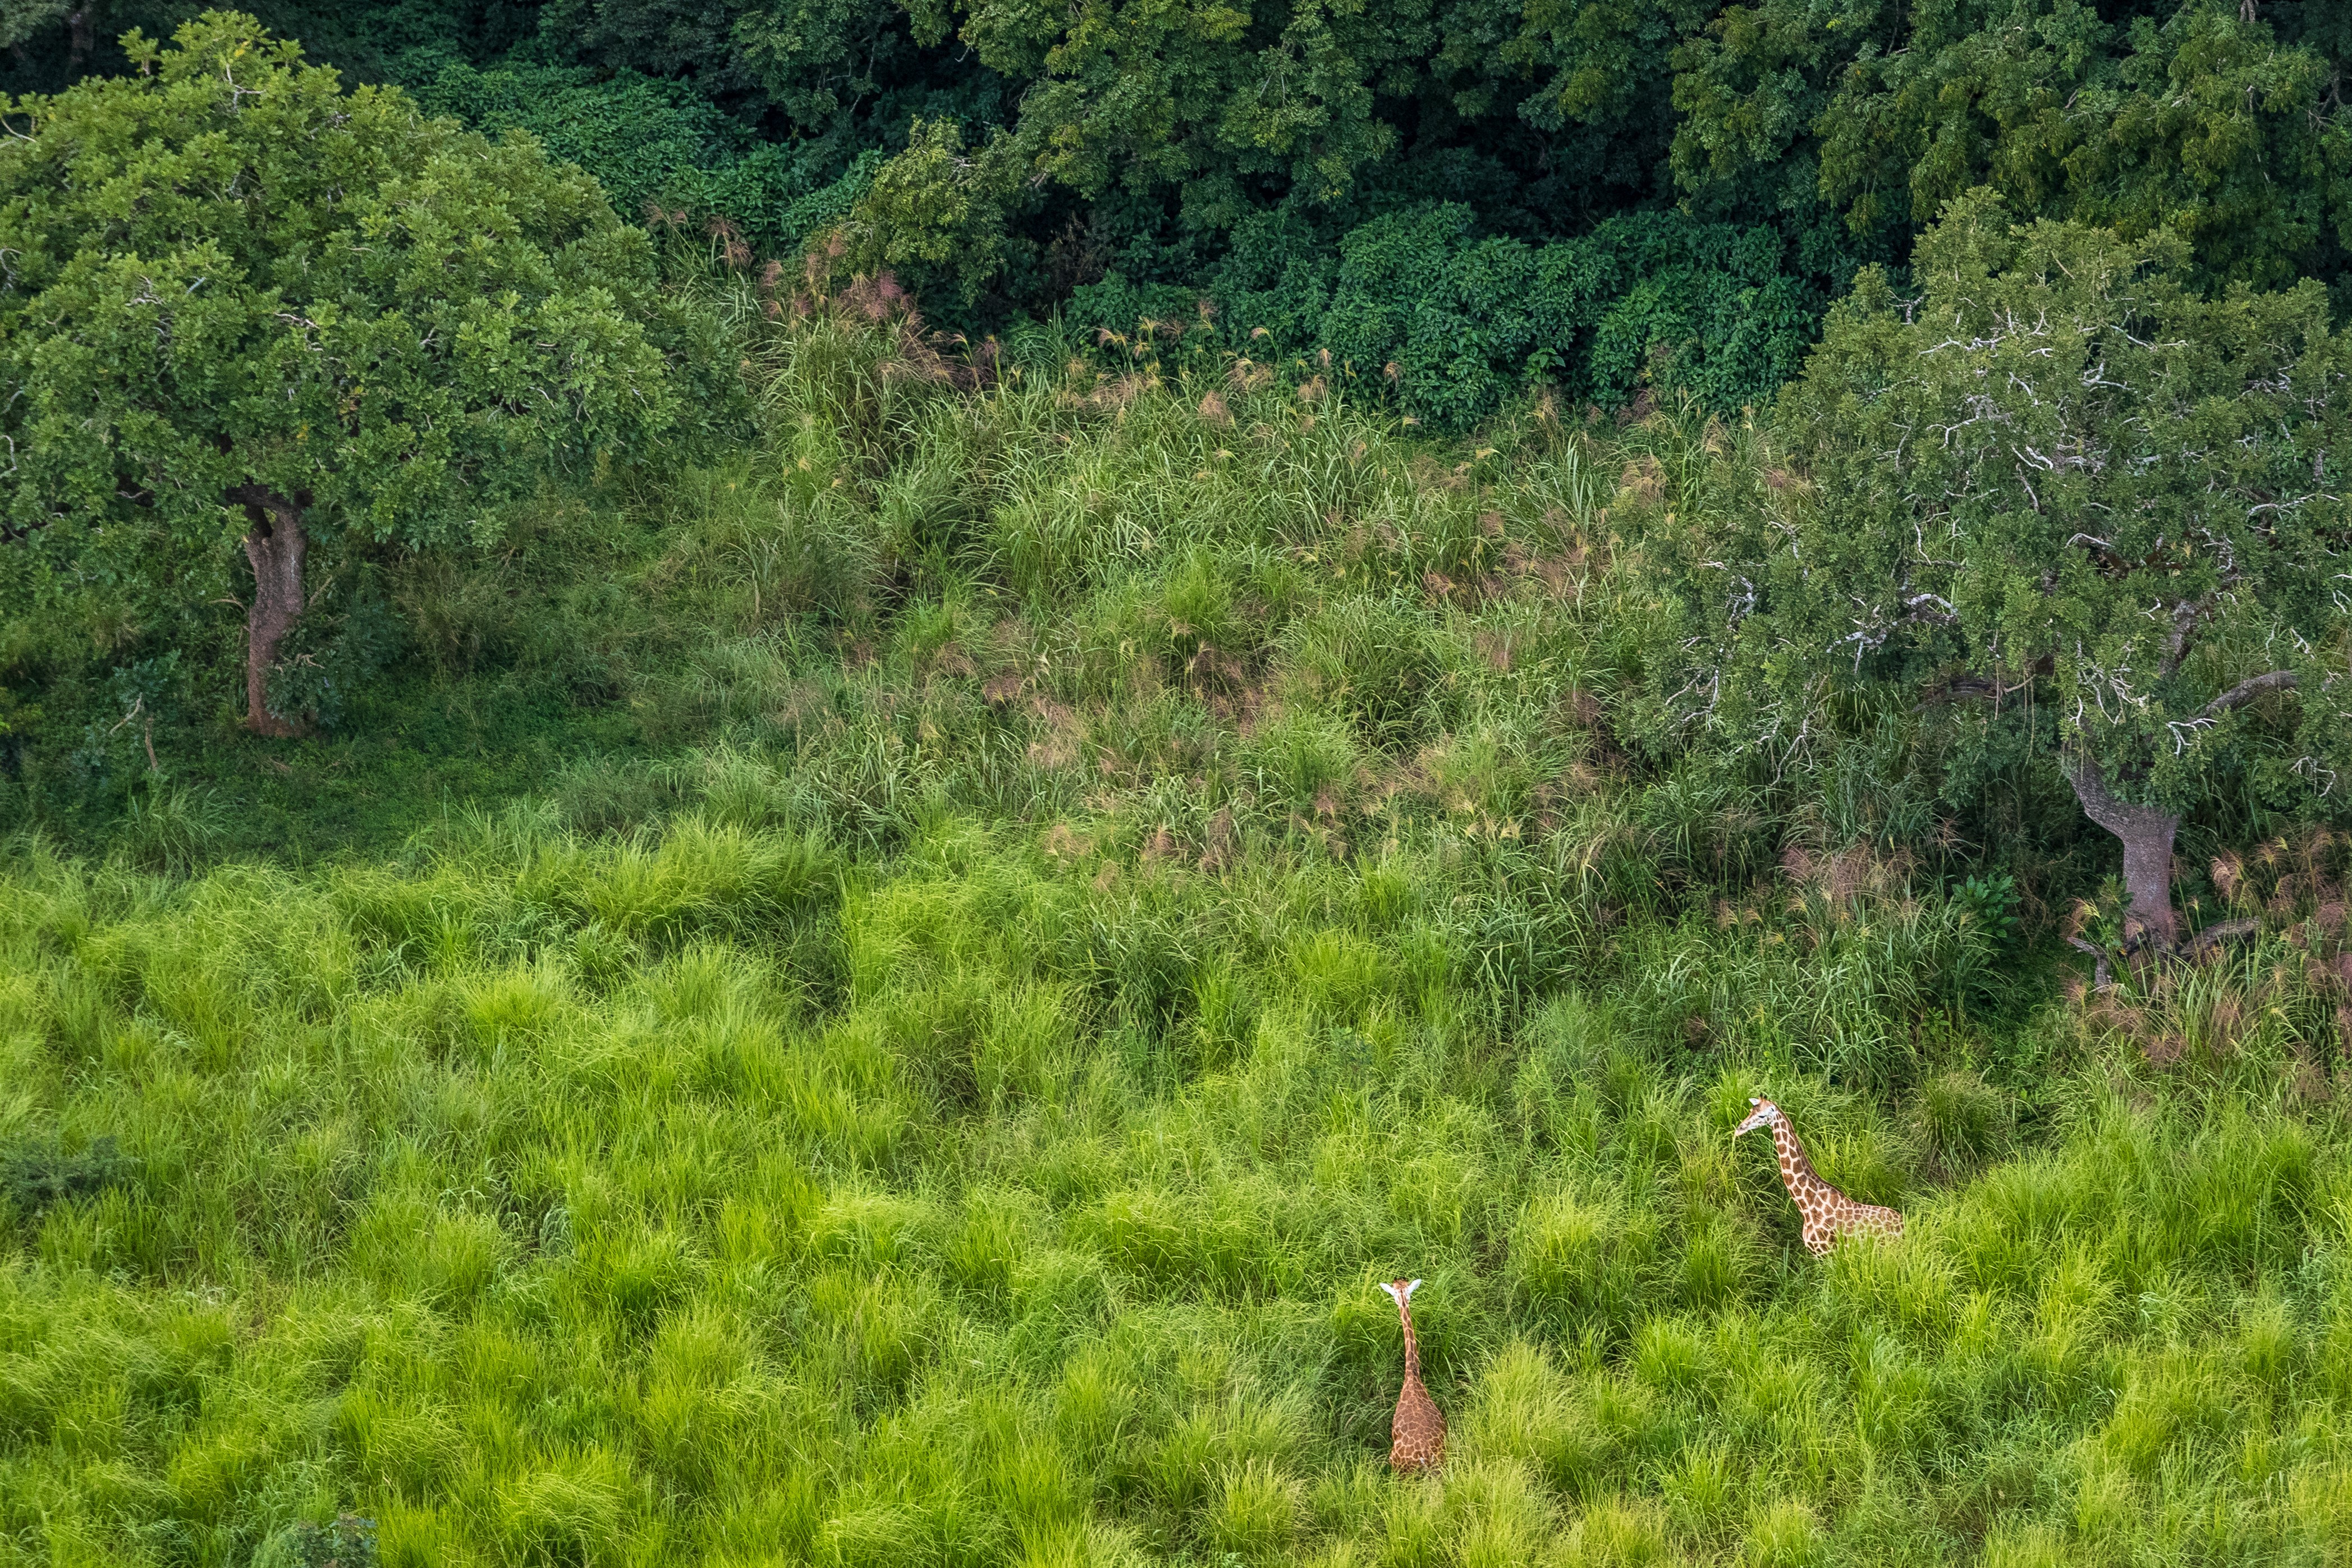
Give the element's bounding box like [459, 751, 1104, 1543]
[1380, 1279, 1445, 1473]
[1734, 1098, 1902, 1256]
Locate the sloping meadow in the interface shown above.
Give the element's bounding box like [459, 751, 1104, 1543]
[6, 317, 2352, 1565]
[2, 816, 2349, 1567]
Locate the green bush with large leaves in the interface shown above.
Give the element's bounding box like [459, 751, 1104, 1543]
[401, 57, 887, 254]
[1065, 204, 1821, 430]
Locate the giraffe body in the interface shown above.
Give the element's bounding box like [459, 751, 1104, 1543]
[1734, 1098, 1902, 1257]
[1381, 1279, 1445, 1474]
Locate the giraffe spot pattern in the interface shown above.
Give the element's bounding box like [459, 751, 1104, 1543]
[1390, 1376, 1446, 1474]
[1757, 1100, 1904, 1259]
[1384, 1280, 1447, 1474]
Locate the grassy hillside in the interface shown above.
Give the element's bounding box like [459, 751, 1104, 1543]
[5, 293, 2352, 1567]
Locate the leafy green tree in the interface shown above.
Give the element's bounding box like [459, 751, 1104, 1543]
[402, 57, 890, 254]
[1505, 0, 1725, 213]
[1635, 190, 2351, 948]
[0, 12, 681, 736]
[842, 115, 1025, 305]
[1317, 204, 1815, 428]
[1063, 202, 1817, 429]
[1674, 0, 2352, 290]
[916, 0, 1413, 226]
[895, 0, 1720, 240]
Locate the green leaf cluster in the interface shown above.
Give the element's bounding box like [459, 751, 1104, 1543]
[1320, 205, 1817, 428]
[402, 57, 886, 254]
[11, 0, 2345, 375]
[1065, 203, 1821, 430]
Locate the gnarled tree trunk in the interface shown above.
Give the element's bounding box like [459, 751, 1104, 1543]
[2062, 752, 2178, 951]
[227, 484, 310, 737]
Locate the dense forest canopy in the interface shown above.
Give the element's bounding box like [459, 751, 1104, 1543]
[2, 4, 2342, 839]
[6, 0, 2348, 425]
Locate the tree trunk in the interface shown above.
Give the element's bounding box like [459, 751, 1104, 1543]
[2062, 752, 2179, 951]
[229, 484, 309, 737]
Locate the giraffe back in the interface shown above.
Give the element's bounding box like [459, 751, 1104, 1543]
[1803, 1196, 1904, 1256]
[1390, 1375, 1447, 1474]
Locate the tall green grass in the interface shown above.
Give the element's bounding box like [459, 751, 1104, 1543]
[4, 302, 2350, 1566]
[3, 821, 2348, 1566]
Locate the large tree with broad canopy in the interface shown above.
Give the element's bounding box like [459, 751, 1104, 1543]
[0, 11, 680, 734]
[1633, 189, 2351, 950]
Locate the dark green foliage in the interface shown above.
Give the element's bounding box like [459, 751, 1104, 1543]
[295, 1516, 379, 1568]
[526, 0, 766, 106]
[401, 58, 884, 253]
[259, 561, 406, 734]
[1675, 0, 2352, 292]
[2, 1134, 131, 1221]
[1322, 205, 1819, 428]
[1067, 204, 1822, 429]
[0, 0, 537, 95]
[531, 0, 964, 136]
[851, 0, 2350, 331]
[256, 1514, 380, 1568]
[11, 0, 2349, 406]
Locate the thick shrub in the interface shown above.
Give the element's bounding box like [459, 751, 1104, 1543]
[1321, 205, 1821, 429]
[1067, 204, 1822, 430]
[402, 59, 882, 252]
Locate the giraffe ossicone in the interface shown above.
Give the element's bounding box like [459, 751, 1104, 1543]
[1734, 1095, 1902, 1257]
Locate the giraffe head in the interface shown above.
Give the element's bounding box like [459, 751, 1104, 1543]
[1732, 1097, 1783, 1138]
[1381, 1279, 1423, 1307]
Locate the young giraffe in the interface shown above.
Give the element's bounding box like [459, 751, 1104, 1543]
[1380, 1279, 1446, 1474]
[1733, 1097, 1902, 1257]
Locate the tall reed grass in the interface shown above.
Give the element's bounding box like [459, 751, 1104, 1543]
[3, 820, 2348, 1566]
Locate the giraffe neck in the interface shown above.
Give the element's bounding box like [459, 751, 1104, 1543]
[1770, 1117, 1844, 1207]
[1395, 1298, 1421, 1381]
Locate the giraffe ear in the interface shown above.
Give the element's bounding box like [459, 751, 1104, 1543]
[1405, 1279, 1422, 1299]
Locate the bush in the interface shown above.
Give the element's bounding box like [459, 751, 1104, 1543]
[403, 58, 883, 255]
[1067, 204, 1824, 431]
[2, 1134, 131, 1221]
[1322, 207, 1821, 429]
